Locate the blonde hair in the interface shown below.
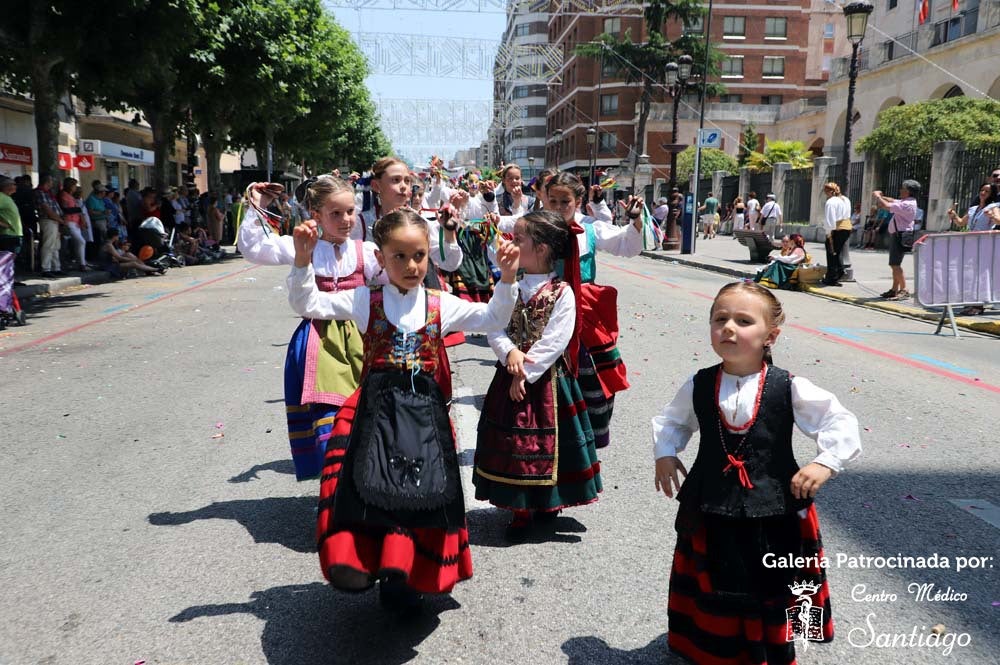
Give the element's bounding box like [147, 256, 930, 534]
[711, 282, 785, 364]
[823, 182, 842, 196]
[303, 175, 354, 215]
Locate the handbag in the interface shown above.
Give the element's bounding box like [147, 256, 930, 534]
[899, 230, 915, 250]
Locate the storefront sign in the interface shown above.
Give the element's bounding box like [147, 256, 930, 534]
[0, 143, 33, 165]
[79, 139, 154, 165]
[74, 155, 95, 171]
[58, 152, 73, 170]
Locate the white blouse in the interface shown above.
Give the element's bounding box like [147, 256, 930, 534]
[824, 195, 852, 232]
[488, 272, 575, 384]
[287, 264, 517, 336]
[239, 208, 462, 272]
[495, 211, 652, 259]
[652, 370, 862, 474]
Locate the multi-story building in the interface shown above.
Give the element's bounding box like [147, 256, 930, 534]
[825, 0, 1000, 163]
[490, 5, 550, 177]
[543, 0, 841, 189]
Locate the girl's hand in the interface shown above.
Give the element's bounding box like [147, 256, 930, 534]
[438, 204, 459, 232]
[621, 195, 644, 229]
[480, 180, 496, 193]
[790, 462, 833, 499]
[506, 348, 526, 378]
[655, 456, 687, 498]
[509, 375, 527, 401]
[248, 182, 283, 209]
[293, 220, 319, 267]
[589, 184, 603, 201]
[496, 238, 520, 283]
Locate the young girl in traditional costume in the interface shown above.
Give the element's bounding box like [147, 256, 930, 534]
[287, 209, 520, 609]
[239, 172, 461, 481]
[544, 171, 654, 449]
[653, 281, 861, 665]
[473, 210, 601, 541]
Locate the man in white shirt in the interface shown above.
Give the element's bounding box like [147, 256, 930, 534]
[758, 193, 782, 238]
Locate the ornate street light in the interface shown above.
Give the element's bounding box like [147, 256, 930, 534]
[841, 1, 874, 195]
[586, 127, 597, 188]
[662, 53, 694, 250]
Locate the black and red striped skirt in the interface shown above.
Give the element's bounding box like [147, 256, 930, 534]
[316, 389, 472, 595]
[667, 504, 834, 665]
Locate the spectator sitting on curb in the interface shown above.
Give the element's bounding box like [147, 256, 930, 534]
[173, 223, 201, 265]
[101, 228, 164, 277]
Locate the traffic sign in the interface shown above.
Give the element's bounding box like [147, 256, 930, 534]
[697, 129, 722, 149]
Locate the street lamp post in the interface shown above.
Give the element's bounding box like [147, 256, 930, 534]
[841, 2, 873, 198]
[553, 128, 563, 169]
[586, 127, 597, 188]
[662, 54, 693, 251]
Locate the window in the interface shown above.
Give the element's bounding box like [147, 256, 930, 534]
[514, 23, 530, 38]
[518, 106, 529, 119]
[761, 95, 783, 105]
[512, 127, 524, 140]
[822, 55, 832, 72]
[823, 22, 835, 39]
[600, 94, 619, 115]
[510, 148, 528, 159]
[721, 56, 744, 77]
[888, 0, 898, 9]
[765, 17, 787, 39]
[603, 18, 621, 34]
[599, 131, 617, 154]
[723, 16, 746, 37]
[513, 85, 529, 99]
[762, 56, 785, 77]
[683, 16, 704, 34]
[602, 59, 622, 78]
[719, 94, 743, 104]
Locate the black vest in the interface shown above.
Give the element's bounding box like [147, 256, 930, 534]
[678, 364, 811, 518]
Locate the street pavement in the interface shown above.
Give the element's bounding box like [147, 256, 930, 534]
[1, 254, 998, 665]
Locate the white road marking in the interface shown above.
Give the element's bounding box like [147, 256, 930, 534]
[947, 499, 1000, 530]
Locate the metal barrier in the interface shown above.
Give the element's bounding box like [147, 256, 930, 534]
[914, 231, 1000, 337]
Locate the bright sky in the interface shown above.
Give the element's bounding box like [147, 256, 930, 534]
[327, 4, 508, 164]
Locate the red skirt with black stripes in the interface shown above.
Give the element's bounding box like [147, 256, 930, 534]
[316, 389, 473, 595]
[667, 504, 834, 665]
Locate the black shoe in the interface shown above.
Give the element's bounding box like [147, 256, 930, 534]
[880, 289, 898, 299]
[379, 577, 424, 614]
[534, 509, 561, 524]
[53, 270, 69, 277]
[40, 271, 57, 279]
[504, 514, 532, 543]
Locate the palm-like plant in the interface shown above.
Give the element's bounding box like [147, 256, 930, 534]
[746, 139, 814, 173]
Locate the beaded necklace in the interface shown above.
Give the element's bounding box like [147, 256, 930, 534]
[714, 363, 767, 490]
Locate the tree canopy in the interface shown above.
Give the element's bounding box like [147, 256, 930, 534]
[676, 146, 737, 181]
[857, 97, 1000, 159]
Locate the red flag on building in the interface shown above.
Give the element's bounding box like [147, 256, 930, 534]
[74, 155, 94, 171]
[953, 0, 959, 10]
[918, 0, 930, 23]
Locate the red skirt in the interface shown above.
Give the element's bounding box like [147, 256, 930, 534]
[667, 504, 834, 665]
[316, 389, 472, 594]
[578, 283, 629, 397]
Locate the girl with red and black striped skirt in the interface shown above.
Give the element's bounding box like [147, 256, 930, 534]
[473, 210, 601, 542]
[287, 209, 520, 611]
[652, 281, 861, 664]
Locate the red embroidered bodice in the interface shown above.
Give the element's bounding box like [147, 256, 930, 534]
[363, 287, 442, 376]
[315, 240, 366, 292]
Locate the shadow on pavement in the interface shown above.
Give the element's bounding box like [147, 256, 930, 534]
[561, 634, 685, 665]
[169, 582, 459, 665]
[228, 459, 297, 483]
[466, 507, 586, 548]
[22, 290, 113, 319]
[149, 496, 316, 553]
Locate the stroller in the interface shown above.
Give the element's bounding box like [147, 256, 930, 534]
[0, 250, 26, 330]
[133, 218, 184, 269]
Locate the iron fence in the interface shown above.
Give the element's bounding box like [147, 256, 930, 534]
[720, 175, 740, 207]
[784, 168, 813, 223]
[877, 153, 932, 218]
[697, 177, 712, 200]
[848, 161, 864, 209]
[749, 172, 772, 200]
[951, 145, 1000, 211]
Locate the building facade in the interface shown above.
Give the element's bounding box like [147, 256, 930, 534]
[825, 0, 1000, 164]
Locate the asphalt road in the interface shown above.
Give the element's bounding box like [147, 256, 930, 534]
[1, 254, 998, 665]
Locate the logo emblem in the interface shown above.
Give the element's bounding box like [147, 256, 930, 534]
[785, 580, 824, 651]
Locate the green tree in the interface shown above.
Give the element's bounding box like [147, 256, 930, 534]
[746, 139, 813, 173]
[857, 97, 1000, 159]
[676, 146, 737, 182]
[0, 2, 125, 176]
[738, 122, 757, 167]
[574, 1, 722, 175]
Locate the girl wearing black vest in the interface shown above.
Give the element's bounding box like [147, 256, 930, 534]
[653, 281, 861, 665]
